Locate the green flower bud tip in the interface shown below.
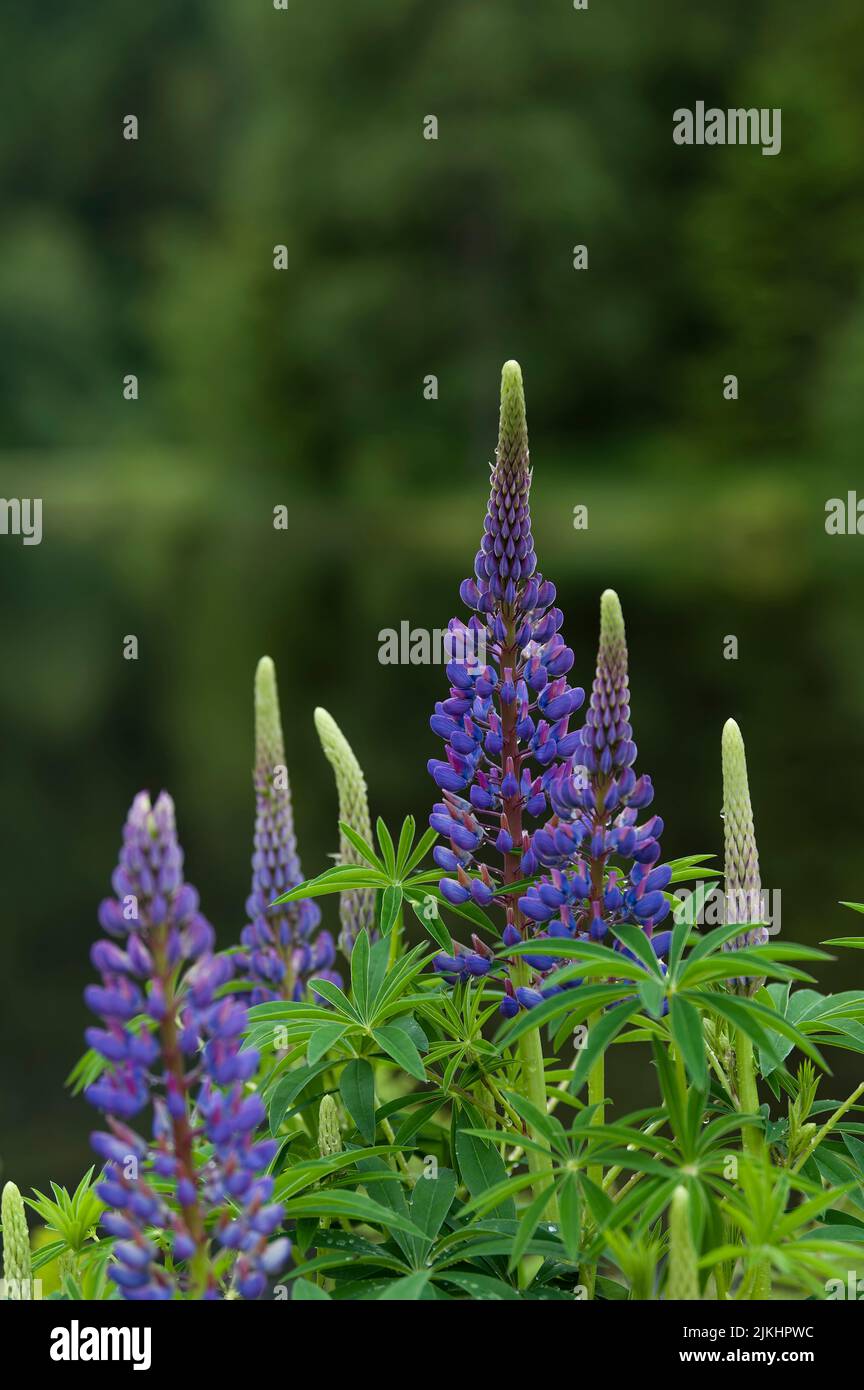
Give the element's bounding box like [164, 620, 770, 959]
[599, 588, 626, 664]
[318, 1095, 342, 1158]
[255, 655, 284, 771]
[2, 1181, 33, 1299]
[722, 719, 766, 993]
[313, 707, 376, 951]
[497, 360, 529, 472]
[667, 1184, 699, 1301]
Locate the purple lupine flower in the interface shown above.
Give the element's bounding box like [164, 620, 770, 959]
[86, 791, 289, 1299]
[427, 361, 585, 991]
[239, 658, 342, 1004]
[517, 589, 672, 1005]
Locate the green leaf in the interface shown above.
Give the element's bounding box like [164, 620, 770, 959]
[395, 816, 416, 877]
[669, 996, 708, 1090]
[377, 1271, 431, 1300]
[570, 1000, 642, 1094]
[506, 1185, 557, 1274]
[454, 1127, 515, 1219]
[307, 1021, 349, 1066]
[380, 884, 403, 938]
[268, 1061, 333, 1134]
[409, 894, 454, 954]
[273, 864, 385, 905]
[340, 1059, 377, 1143]
[437, 1271, 521, 1300]
[672, 879, 718, 928]
[376, 817, 397, 877]
[372, 1025, 427, 1082]
[339, 820, 385, 871]
[612, 922, 665, 978]
[409, 1169, 457, 1259]
[292, 1278, 332, 1300]
[281, 1191, 424, 1238]
[558, 1173, 582, 1264]
[403, 826, 439, 875]
[306, 978, 360, 1020]
[350, 928, 373, 1016]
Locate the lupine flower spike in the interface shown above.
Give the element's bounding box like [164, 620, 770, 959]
[667, 1185, 700, 1301]
[722, 718, 768, 995]
[516, 588, 671, 1008]
[427, 360, 587, 1004]
[240, 658, 340, 1003]
[85, 791, 290, 1299]
[2, 1181, 33, 1299]
[314, 707, 377, 953]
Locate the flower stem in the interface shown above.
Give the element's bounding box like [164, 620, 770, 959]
[514, 1019, 560, 1222]
[586, 1011, 605, 1190]
[735, 1029, 764, 1161]
[735, 1028, 772, 1299]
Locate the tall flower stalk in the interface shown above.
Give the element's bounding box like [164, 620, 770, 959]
[428, 360, 588, 1218]
[722, 720, 768, 1149]
[240, 658, 340, 1002]
[722, 719, 771, 1298]
[314, 706, 377, 954]
[85, 791, 289, 1299]
[522, 589, 671, 1186]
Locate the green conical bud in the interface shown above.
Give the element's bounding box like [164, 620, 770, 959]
[497, 360, 529, 472]
[599, 588, 626, 663]
[667, 1185, 699, 1301]
[255, 656, 285, 772]
[2, 1181, 33, 1299]
[318, 1095, 342, 1158]
[722, 719, 766, 995]
[314, 707, 376, 952]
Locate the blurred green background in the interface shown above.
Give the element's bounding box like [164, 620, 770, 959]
[1, 0, 863, 1192]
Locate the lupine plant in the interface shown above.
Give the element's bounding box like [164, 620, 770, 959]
[4, 361, 864, 1302]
